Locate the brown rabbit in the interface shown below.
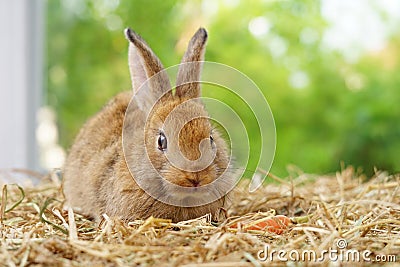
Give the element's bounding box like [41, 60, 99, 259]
[62, 28, 234, 223]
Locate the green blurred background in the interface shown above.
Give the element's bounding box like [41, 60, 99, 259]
[46, 0, 400, 177]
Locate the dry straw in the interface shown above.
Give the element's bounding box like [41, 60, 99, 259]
[0, 166, 399, 266]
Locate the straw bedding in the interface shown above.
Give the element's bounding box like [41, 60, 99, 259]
[0, 167, 399, 266]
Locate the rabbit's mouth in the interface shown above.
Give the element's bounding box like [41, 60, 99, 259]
[161, 165, 217, 188]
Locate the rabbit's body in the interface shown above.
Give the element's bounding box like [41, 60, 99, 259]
[63, 28, 232, 222]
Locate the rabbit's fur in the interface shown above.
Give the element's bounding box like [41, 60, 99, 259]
[63, 28, 233, 223]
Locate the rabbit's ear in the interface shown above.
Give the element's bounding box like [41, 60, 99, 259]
[175, 28, 207, 99]
[125, 28, 172, 106]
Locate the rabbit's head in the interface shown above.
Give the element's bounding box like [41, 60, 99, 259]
[123, 28, 233, 206]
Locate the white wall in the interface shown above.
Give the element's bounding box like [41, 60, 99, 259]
[0, 0, 44, 170]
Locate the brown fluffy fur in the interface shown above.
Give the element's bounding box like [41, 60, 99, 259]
[63, 28, 233, 223]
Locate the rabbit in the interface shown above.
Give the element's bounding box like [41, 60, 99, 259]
[62, 27, 234, 223]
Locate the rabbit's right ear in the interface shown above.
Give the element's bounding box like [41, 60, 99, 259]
[125, 28, 171, 110]
[175, 28, 207, 100]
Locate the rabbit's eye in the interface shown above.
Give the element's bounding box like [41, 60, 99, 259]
[158, 132, 167, 151]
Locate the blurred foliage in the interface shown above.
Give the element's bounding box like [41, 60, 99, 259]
[47, 0, 400, 176]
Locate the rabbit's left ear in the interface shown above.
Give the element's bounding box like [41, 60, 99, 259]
[125, 28, 171, 106]
[175, 28, 208, 99]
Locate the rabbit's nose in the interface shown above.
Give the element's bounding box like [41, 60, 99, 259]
[187, 178, 200, 187]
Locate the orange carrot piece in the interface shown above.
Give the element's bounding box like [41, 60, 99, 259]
[230, 215, 291, 235]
